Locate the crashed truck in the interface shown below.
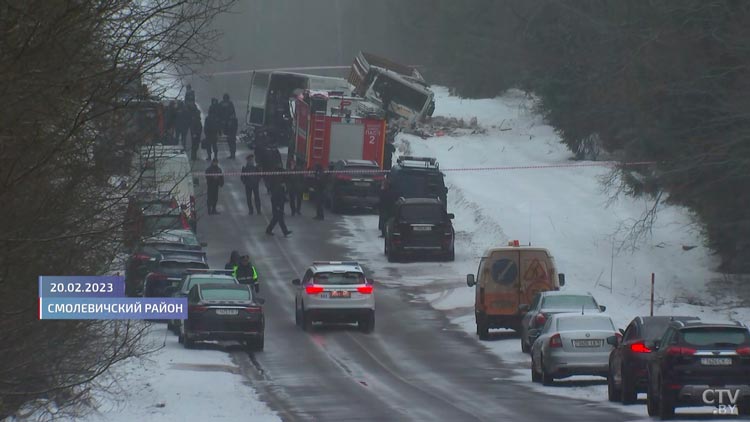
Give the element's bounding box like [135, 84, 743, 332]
[348, 51, 435, 126]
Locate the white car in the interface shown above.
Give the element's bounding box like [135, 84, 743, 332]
[530, 313, 619, 385]
[292, 261, 375, 333]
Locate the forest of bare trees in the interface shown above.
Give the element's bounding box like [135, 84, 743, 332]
[387, 0, 750, 273]
[0, 1, 233, 418]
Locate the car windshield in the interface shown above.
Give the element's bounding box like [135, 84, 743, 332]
[681, 328, 750, 346]
[557, 316, 614, 332]
[399, 204, 444, 222]
[313, 272, 365, 285]
[542, 295, 598, 309]
[345, 166, 378, 176]
[159, 261, 206, 272]
[185, 276, 235, 291]
[392, 172, 444, 198]
[641, 320, 672, 340]
[201, 288, 252, 301]
[143, 216, 184, 234]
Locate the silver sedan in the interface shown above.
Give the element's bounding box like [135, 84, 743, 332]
[530, 313, 619, 385]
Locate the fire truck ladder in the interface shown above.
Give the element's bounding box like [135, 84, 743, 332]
[311, 111, 326, 160]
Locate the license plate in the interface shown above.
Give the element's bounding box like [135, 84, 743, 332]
[412, 226, 432, 231]
[701, 357, 732, 366]
[215, 309, 238, 316]
[573, 339, 601, 347]
[354, 182, 370, 187]
[330, 291, 351, 298]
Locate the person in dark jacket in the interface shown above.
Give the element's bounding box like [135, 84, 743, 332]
[203, 113, 219, 161]
[225, 250, 240, 270]
[241, 153, 262, 215]
[205, 158, 224, 215]
[165, 100, 177, 144]
[175, 101, 190, 148]
[378, 181, 399, 237]
[188, 103, 202, 161]
[184, 84, 195, 105]
[219, 93, 236, 132]
[226, 115, 238, 159]
[383, 141, 396, 170]
[287, 160, 305, 216]
[313, 164, 326, 220]
[208, 97, 220, 121]
[265, 174, 292, 236]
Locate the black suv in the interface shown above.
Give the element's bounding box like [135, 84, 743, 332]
[142, 251, 208, 297]
[386, 156, 447, 204]
[384, 198, 455, 262]
[607, 316, 698, 404]
[326, 159, 383, 212]
[646, 320, 750, 419]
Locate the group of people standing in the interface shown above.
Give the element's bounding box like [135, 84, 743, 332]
[201, 93, 238, 161]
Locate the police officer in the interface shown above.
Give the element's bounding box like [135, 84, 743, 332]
[313, 164, 326, 220]
[234, 255, 259, 293]
[226, 115, 238, 159]
[265, 174, 292, 236]
[287, 160, 305, 216]
[205, 158, 224, 215]
[241, 153, 262, 215]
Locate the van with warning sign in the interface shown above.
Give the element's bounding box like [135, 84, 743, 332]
[466, 240, 565, 340]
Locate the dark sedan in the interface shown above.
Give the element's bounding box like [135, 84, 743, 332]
[607, 315, 699, 404]
[179, 283, 265, 351]
[326, 159, 383, 213]
[142, 252, 208, 297]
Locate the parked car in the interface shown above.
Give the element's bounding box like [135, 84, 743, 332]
[125, 230, 207, 296]
[385, 156, 447, 205]
[384, 197, 455, 262]
[646, 320, 750, 419]
[607, 315, 699, 404]
[142, 251, 208, 298]
[467, 241, 565, 339]
[292, 261, 375, 333]
[179, 283, 265, 351]
[167, 269, 239, 333]
[325, 159, 383, 213]
[530, 313, 619, 385]
[519, 291, 606, 353]
[123, 192, 190, 249]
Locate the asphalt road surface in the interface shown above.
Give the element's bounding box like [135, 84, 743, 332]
[192, 144, 639, 422]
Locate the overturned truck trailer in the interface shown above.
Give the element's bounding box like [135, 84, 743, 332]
[348, 52, 435, 125]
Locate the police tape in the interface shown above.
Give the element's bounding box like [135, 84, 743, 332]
[191, 161, 658, 177]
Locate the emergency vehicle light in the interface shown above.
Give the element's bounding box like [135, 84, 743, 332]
[313, 261, 359, 266]
[508, 240, 520, 247]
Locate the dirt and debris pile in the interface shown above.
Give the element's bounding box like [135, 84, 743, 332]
[401, 115, 488, 139]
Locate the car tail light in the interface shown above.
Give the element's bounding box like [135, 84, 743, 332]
[133, 253, 151, 261]
[148, 272, 168, 281]
[665, 346, 696, 356]
[373, 175, 385, 181]
[189, 305, 208, 313]
[736, 346, 750, 356]
[244, 307, 262, 313]
[630, 342, 651, 353]
[534, 313, 547, 327]
[305, 285, 324, 295]
[549, 333, 563, 348]
[336, 174, 352, 181]
[357, 285, 373, 294]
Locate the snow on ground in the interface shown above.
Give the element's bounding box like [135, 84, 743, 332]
[334, 86, 750, 420]
[5, 325, 280, 422]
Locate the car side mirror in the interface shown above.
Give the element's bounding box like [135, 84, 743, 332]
[447, 213, 455, 219]
[255, 297, 266, 305]
[163, 286, 177, 296]
[200, 242, 208, 247]
[528, 329, 541, 343]
[558, 273, 565, 286]
[646, 340, 660, 351]
[518, 304, 530, 312]
[599, 305, 607, 312]
[292, 278, 301, 285]
[606, 335, 618, 346]
[466, 274, 476, 287]
[619, 328, 625, 335]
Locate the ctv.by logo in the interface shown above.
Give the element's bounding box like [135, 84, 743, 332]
[702, 389, 740, 415]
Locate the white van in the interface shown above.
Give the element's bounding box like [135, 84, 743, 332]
[132, 145, 196, 231]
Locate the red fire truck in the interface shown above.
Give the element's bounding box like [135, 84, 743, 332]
[292, 89, 387, 173]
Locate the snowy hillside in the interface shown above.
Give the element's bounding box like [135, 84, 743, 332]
[334, 86, 750, 419]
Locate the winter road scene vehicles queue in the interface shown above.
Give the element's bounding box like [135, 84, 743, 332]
[11, 4, 750, 421]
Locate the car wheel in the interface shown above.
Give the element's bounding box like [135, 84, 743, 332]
[658, 385, 675, 419]
[386, 244, 398, 263]
[607, 365, 620, 402]
[477, 316, 490, 340]
[445, 249, 455, 262]
[646, 382, 659, 417]
[247, 335, 264, 352]
[620, 367, 637, 405]
[384, 239, 388, 256]
[303, 309, 313, 332]
[183, 335, 195, 349]
[531, 356, 541, 383]
[521, 338, 530, 353]
[294, 300, 301, 326]
[359, 311, 375, 333]
[541, 356, 554, 386]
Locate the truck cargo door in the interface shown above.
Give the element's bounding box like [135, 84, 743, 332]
[482, 250, 521, 315]
[247, 71, 270, 126]
[518, 250, 555, 306]
[329, 121, 365, 163]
